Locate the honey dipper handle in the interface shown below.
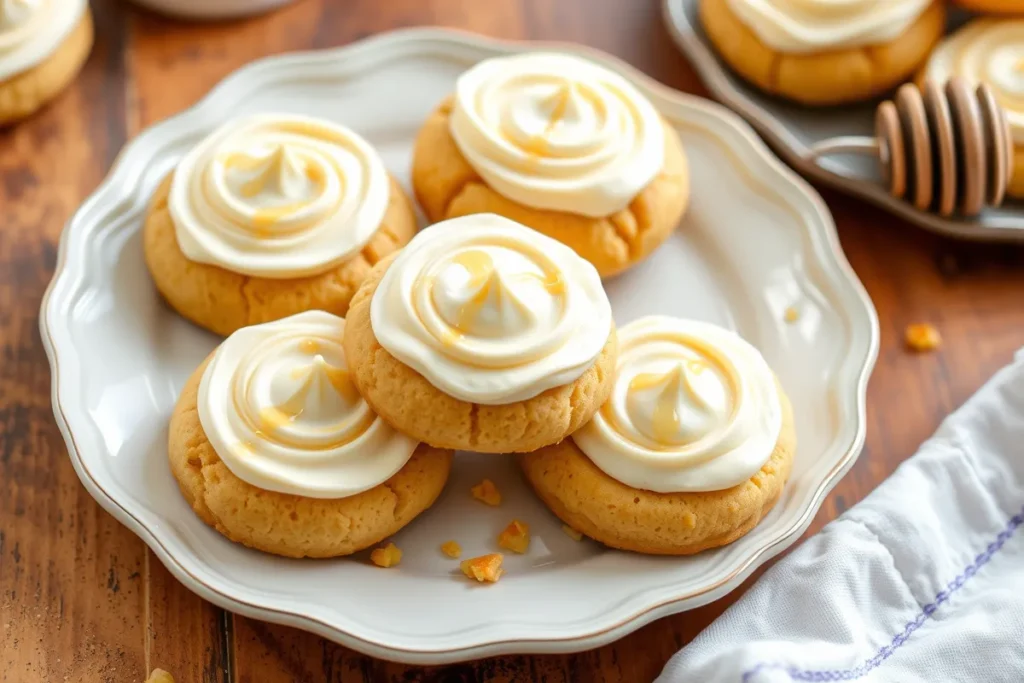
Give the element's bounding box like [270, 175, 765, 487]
[805, 136, 880, 161]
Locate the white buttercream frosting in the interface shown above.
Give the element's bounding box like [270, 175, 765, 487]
[169, 113, 390, 279]
[924, 19, 1024, 144]
[573, 316, 782, 493]
[449, 52, 664, 217]
[369, 213, 613, 405]
[724, 0, 933, 54]
[198, 311, 417, 499]
[0, 0, 86, 81]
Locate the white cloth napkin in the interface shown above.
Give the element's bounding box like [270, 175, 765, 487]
[657, 350, 1024, 683]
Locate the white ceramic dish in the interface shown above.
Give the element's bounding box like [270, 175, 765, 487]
[662, 0, 1024, 242]
[41, 29, 878, 664]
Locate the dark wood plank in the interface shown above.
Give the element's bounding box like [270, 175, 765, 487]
[144, 558, 230, 683]
[0, 3, 151, 681]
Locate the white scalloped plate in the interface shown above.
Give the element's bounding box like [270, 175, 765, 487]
[40, 29, 878, 664]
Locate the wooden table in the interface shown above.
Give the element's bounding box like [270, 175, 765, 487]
[3, 1, 1024, 681]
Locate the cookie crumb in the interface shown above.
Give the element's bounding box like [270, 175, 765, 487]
[497, 520, 530, 554]
[561, 525, 583, 541]
[784, 306, 800, 323]
[460, 553, 504, 583]
[370, 542, 402, 568]
[471, 478, 502, 506]
[145, 670, 175, 683]
[905, 323, 941, 352]
[440, 540, 462, 558]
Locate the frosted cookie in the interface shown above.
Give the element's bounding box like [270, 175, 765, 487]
[168, 311, 453, 558]
[921, 19, 1024, 198]
[144, 113, 417, 336]
[519, 316, 796, 556]
[411, 52, 689, 278]
[0, 0, 93, 124]
[343, 213, 617, 453]
[700, 0, 946, 105]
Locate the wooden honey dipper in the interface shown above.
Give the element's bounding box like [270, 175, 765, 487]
[807, 78, 1014, 218]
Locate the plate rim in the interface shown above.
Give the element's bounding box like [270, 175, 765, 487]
[39, 26, 880, 664]
[661, 0, 1024, 242]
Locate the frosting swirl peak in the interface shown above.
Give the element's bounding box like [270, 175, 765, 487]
[431, 248, 555, 341]
[625, 360, 731, 448]
[574, 316, 781, 493]
[449, 52, 664, 217]
[198, 311, 417, 498]
[170, 113, 389, 279]
[370, 214, 612, 405]
[0, 0, 86, 81]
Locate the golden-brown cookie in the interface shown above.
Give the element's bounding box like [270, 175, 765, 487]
[519, 384, 795, 556]
[411, 98, 689, 279]
[700, 0, 946, 106]
[0, 9, 93, 125]
[343, 251, 618, 453]
[144, 173, 417, 337]
[953, 0, 1024, 13]
[918, 18, 1024, 201]
[169, 355, 453, 559]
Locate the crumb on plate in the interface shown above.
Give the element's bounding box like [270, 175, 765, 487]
[441, 540, 462, 558]
[370, 542, 402, 568]
[561, 525, 584, 542]
[784, 306, 800, 323]
[905, 323, 942, 352]
[497, 520, 530, 554]
[471, 478, 502, 506]
[460, 553, 504, 583]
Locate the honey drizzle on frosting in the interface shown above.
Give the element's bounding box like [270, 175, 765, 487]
[423, 243, 568, 350]
[430, 249, 496, 348]
[220, 146, 331, 235]
[223, 330, 368, 449]
[626, 359, 711, 445]
[519, 268, 566, 296]
[609, 335, 734, 450]
[169, 113, 388, 279]
[323, 364, 361, 403]
[449, 53, 664, 217]
[199, 312, 418, 499]
[255, 347, 362, 440]
[249, 202, 311, 233]
[573, 316, 781, 493]
[451, 249, 497, 333]
[517, 81, 575, 161]
[369, 214, 612, 405]
[628, 367, 684, 444]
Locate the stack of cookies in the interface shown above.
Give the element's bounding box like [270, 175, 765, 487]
[699, 0, 1024, 200]
[150, 51, 796, 569]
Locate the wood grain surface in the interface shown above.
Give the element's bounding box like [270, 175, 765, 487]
[2, 1, 1023, 681]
